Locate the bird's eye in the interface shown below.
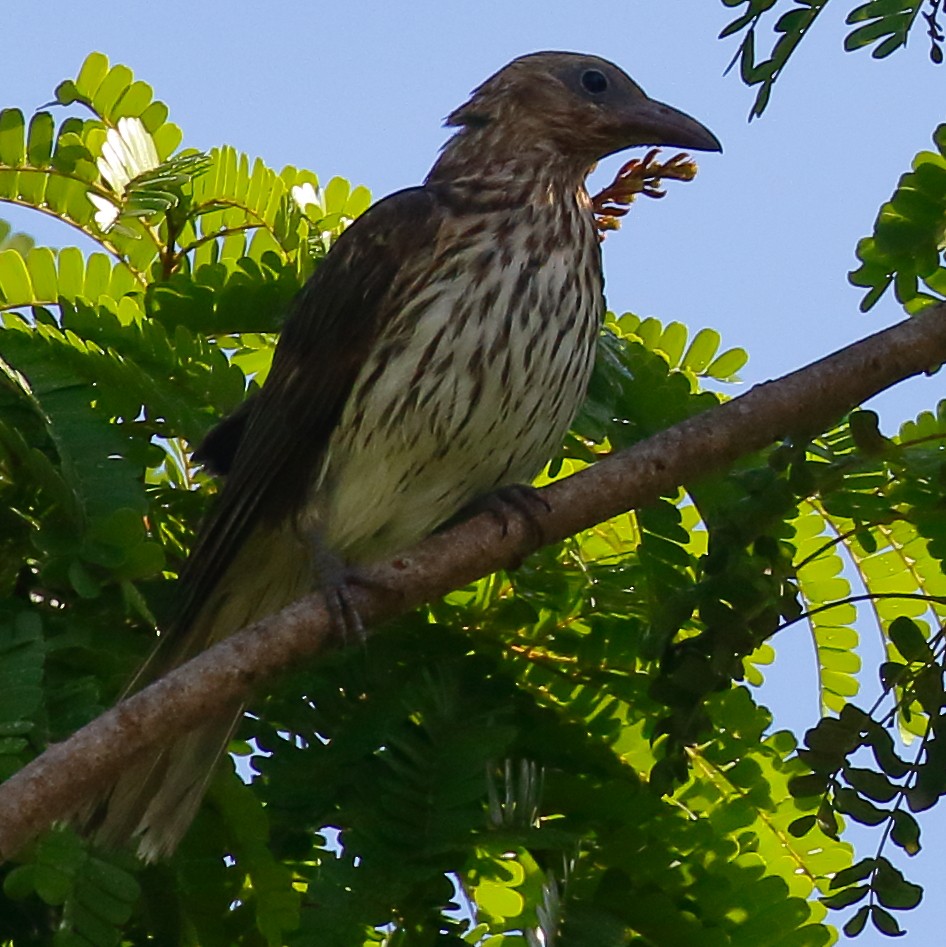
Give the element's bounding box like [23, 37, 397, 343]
[580, 69, 608, 95]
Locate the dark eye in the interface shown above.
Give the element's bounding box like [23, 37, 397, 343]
[580, 69, 608, 94]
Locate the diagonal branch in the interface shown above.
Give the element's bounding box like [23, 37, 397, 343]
[2, 305, 946, 860]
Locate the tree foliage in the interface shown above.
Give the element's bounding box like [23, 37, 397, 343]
[1, 39, 946, 945]
[720, 0, 946, 116]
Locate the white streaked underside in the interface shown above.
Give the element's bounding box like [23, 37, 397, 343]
[308, 190, 604, 562]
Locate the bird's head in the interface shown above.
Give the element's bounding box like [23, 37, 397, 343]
[443, 51, 721, 172]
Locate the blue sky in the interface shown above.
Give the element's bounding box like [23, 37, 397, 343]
[2, 1, 944, 942]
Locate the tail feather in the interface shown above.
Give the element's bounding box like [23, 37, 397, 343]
[85, 704, 243, 861]
[77, 523, 310, 860]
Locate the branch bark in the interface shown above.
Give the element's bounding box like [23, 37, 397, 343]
[2, 305, 945, 860]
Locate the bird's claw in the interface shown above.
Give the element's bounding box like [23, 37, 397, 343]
[470, 484, 552, 562]
[310, 538, 371, 645]
[324, 578, 365, 645]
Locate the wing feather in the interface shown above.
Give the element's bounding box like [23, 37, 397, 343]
[170, 186, 445, 637]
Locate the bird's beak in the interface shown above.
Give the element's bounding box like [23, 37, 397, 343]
[622, 96, 722, 153]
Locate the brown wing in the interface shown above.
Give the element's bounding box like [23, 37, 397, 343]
[192, 396, 253, 477]
[171, 186, 445, 634]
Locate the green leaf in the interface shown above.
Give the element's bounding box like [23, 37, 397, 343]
[821, 884, 869, 909]
[705, 346, 748, 381]
[890, 809, 921, 855]
[845, 20, 900, 52]
[681, 327, 721, 373]
[73, 51, 110, 102]
[888, 615, 933, 662]
[844, 766, 897, 803]
[834, 787, 888, 825]
[870, 904, 905, 936]
[0, 108, 25, 166]
[3, 865, 35, 901]
[26, 112, 55, 168]
[843, 905, 870, 936]
[831, 857, 877, 889]
[880, 660, 908, 689]
[849, 408, 888, 454]
[872, 858, 922, 910]
[788, 814, 817, 837]
[656, 320, 688, 367]
[788, 772, 827, 798]
[0, 248, 32, 304]
[94, 63, 134, 117]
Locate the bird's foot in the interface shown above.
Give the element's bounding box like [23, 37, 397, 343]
[465, 484, 552, 566]
[310, 539, 404, 645]
[323, 575, 365, 645]
[310, 540, 369, 645]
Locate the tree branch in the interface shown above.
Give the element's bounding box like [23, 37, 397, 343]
[2, 305, 945, 860]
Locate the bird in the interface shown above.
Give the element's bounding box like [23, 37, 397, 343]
[83, 51, 721, 860]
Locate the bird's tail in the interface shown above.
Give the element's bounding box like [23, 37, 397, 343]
[77, 523, 310, 861]
[81, 702, 244, 862]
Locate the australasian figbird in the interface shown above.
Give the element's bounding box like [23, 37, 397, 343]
[83, 50, 721, 860]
